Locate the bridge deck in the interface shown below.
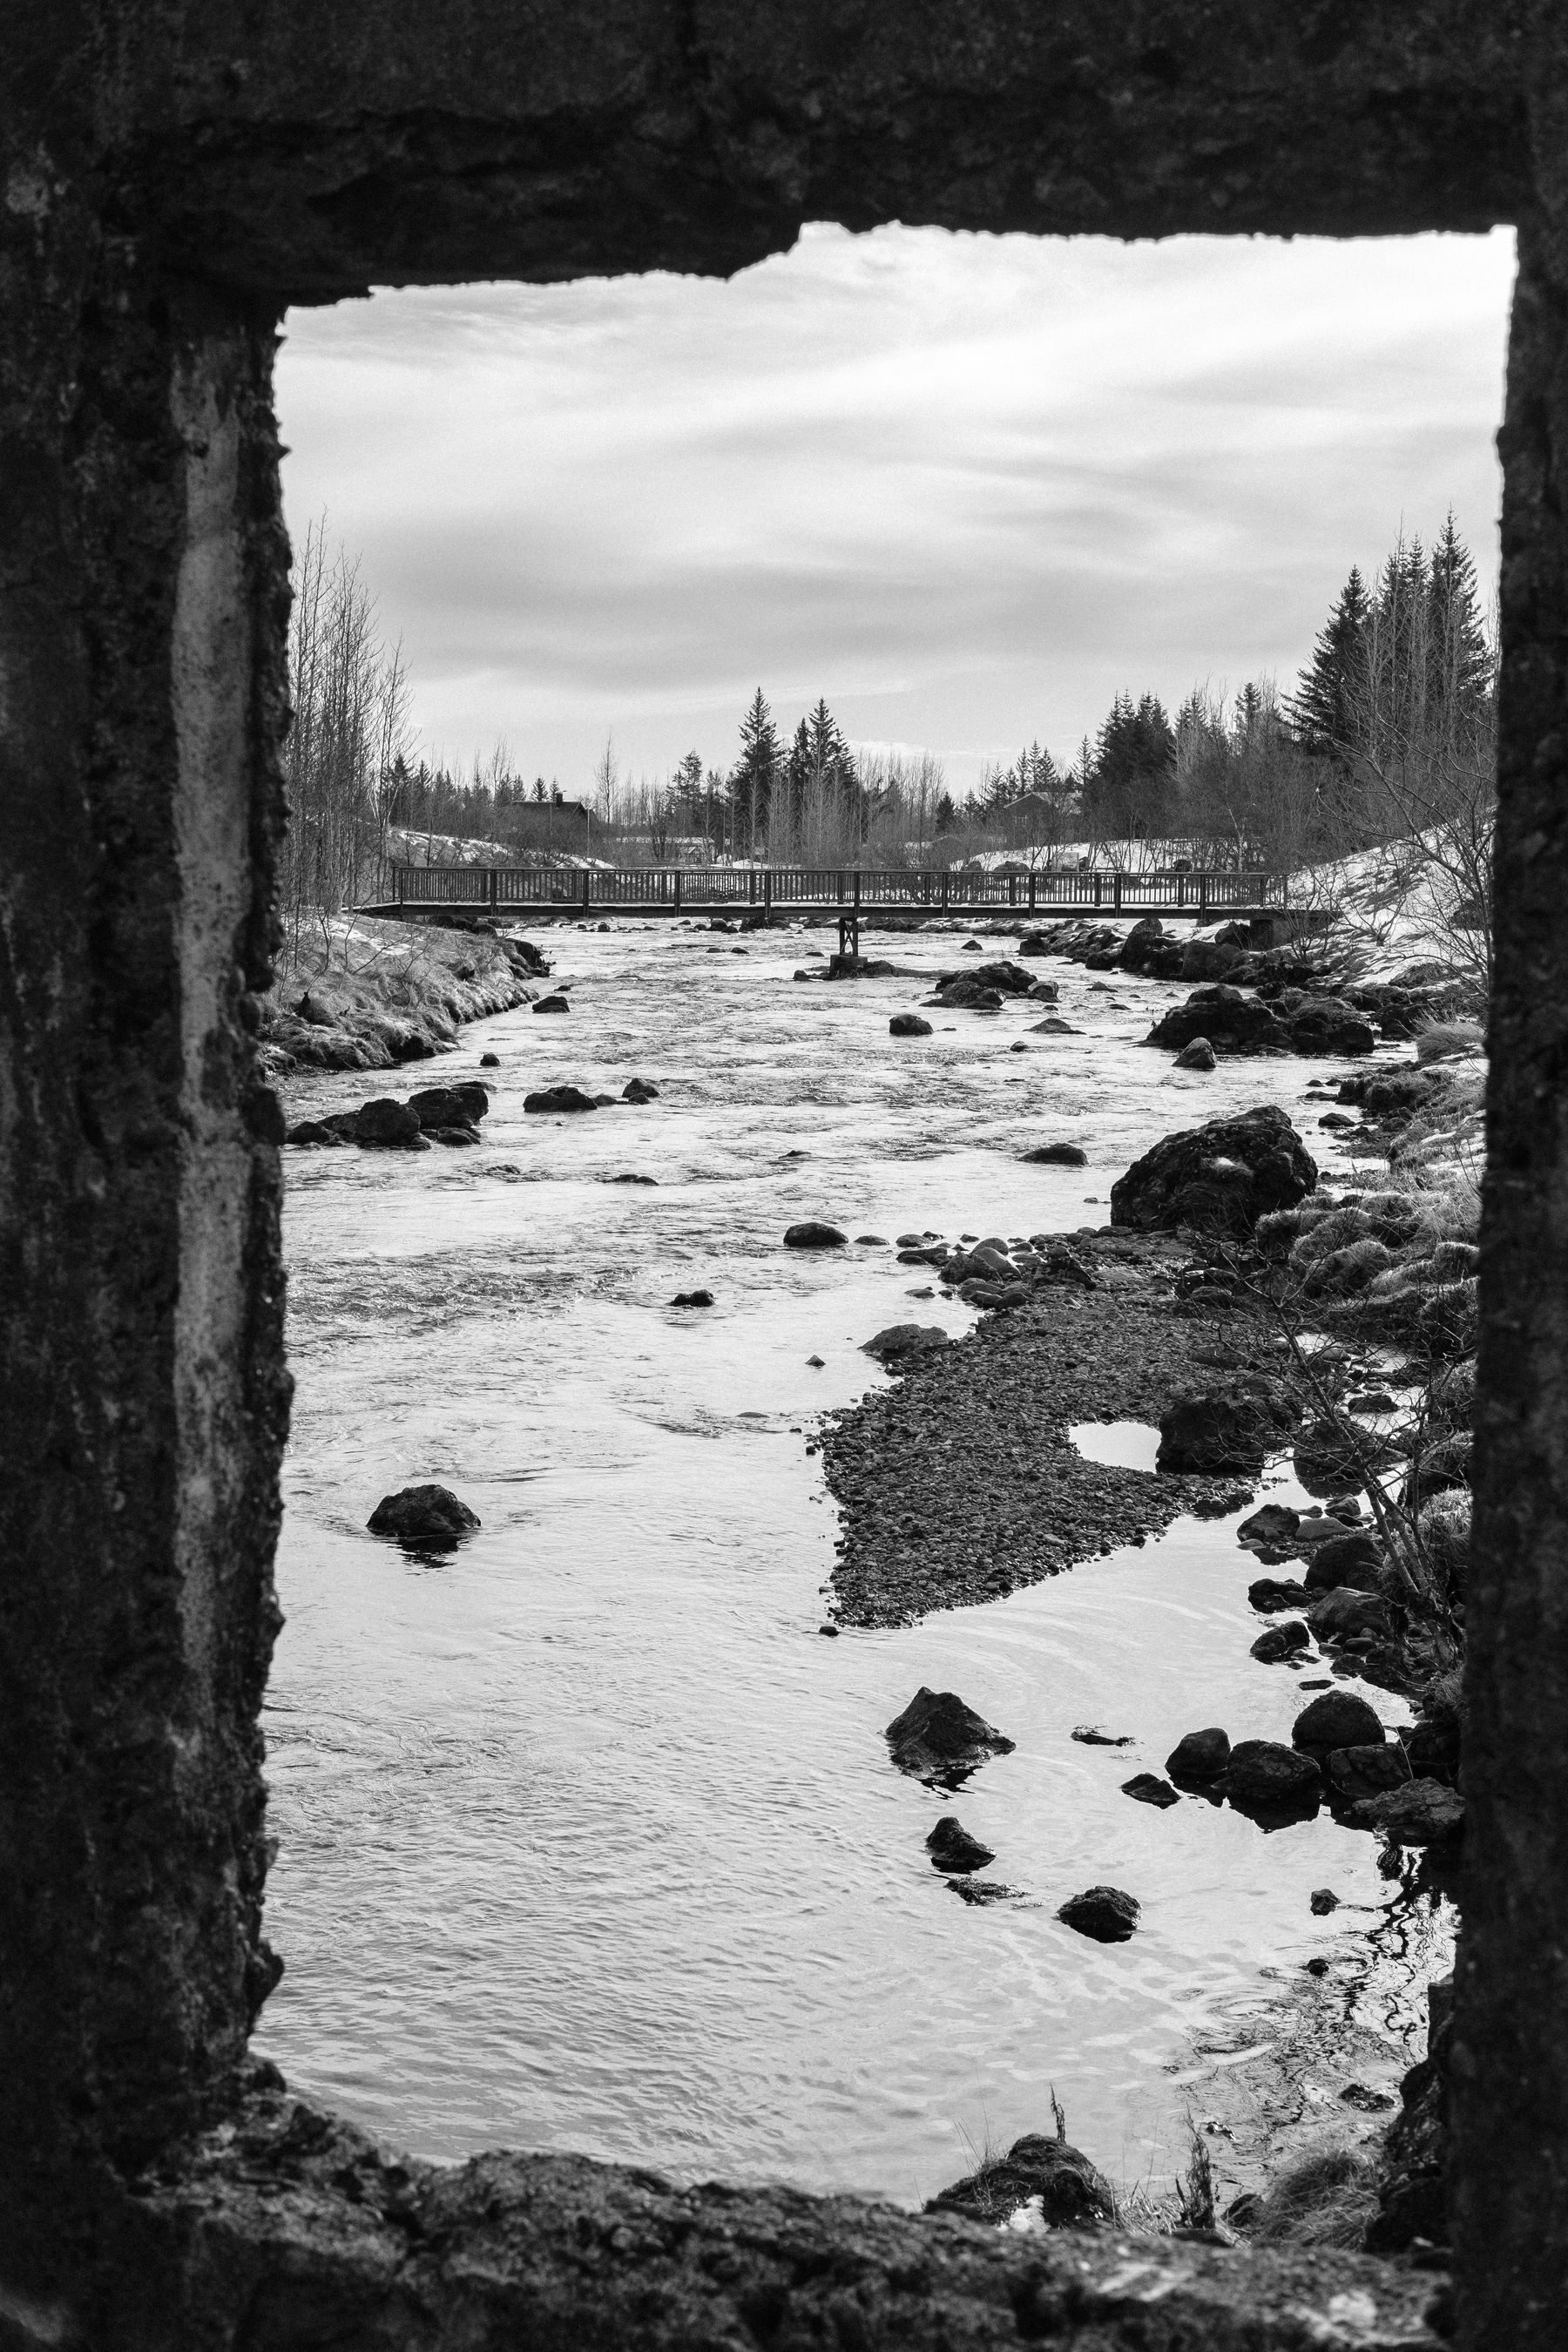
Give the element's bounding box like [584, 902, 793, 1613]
[363, 863, 1287, 924]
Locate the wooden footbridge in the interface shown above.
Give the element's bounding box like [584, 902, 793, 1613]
[369, 862, 1289, 924]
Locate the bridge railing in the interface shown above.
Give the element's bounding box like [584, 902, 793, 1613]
[388, 863, 1286, 913]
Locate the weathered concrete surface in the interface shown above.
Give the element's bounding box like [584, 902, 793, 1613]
[40, 2081, 1441, 2351]
[1453, 209, 1568, 2348]
[2, 2, 1566, 2346]
[30, 4, 1541, 299]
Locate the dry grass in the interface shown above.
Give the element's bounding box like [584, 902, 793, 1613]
[1248, 2149, 1382, 2248]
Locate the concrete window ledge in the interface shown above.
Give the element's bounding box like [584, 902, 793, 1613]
[25, 2079, 1440, 2351]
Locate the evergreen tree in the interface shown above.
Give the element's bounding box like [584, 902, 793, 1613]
[1288, 565, 1371, 756]
[731, 689, 781, 855]
[1084, 692, 1174, 837]
[933, 789, 957, 835]
[1427, 510, 1492, 718]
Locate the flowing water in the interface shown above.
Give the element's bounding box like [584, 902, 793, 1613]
[256, 923, 1445, 2203]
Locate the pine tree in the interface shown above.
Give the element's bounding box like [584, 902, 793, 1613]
[732, 689, 781, 855]
[1287, 565, 1371, 756]
[1427, 510, 1492, 719]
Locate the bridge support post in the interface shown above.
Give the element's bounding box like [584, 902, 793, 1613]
[673, 870, 681, 914]
[1028, 873, 1036, 912]
[582, 869, 591, 916]
[1113, 874, 1122, 913]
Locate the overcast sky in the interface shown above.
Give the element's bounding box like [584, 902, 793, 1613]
[276, 225, 1515, 799]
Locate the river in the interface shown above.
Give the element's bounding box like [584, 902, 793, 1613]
[254, 920, 1449, 2207]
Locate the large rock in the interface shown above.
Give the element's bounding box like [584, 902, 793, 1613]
[1309, 1586, 1394, 1639]
[1303, 1531, 1383, 1592]
[862, 1323, 950, 1362]
[1240, 1502, 1300, 1546]
[927, 2132, 1116, 2227]
[1166, 1727, 1231, 1783]
[1326, 1744, 1413, 1803]
[531, 993, 571, 1012]
[1282, 996, 1377, 1056]
[355, 1096, 426, 1146]
[929, 979, 1003, 1010]
[885, 1687, 1014, 1784]
[1173, 1037, 1216, 1071]
[890, 1013, 933, 1037]
[1222, 1739, 1323, 1813]
[1146, 984, 1287, 1055]
[1293, 1690, 1386, 1753]
[622, 1078, 660, 1102]
[925, 1817, 995, 1874]
[1058, 1885, 1140, 1943]
[1110, 1105, 1316, 1236]
[407, 1082, 489, 1129]
[1350, 1780, 1465, 1846]
[935, 959, 1034, 996]
[367, 1484, 480, 1546]
[1021, 1141, 1087, 1166]
[524, 1085, 598, 1113]
[784, 1221, 848, 1249]
[1156, 1374, 1297, 1472]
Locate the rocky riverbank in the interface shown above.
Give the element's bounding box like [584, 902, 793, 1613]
[259, 913, 549, 1077]
[823, 1239, 1273, 1626]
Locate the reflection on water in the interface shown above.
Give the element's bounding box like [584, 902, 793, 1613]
[1070, 1419, 1163, 1475]
[256, 923, 1439, 2203]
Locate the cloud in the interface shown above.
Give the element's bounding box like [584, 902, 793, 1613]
[277, 223, 1514, 792]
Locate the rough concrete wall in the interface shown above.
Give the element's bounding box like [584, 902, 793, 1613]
[1454, 210, 1568, 2348]
[0, 126, 291, 2282]
[97, 3, 1530, 296]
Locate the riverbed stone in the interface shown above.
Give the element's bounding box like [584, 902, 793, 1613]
[1251, 1619, 1312, 1662]
[1146, 984, 1288, 1056]
[1222, 1739, 1323, 1813]
[531, 993, 571, 1012]
[1021, 1141, 1087, 1166]
[1174, 1036, 1218, 1071]
[785, 1220, 848, 1248]
[366, 1484, 480, 1546]
[1327, 1744, 1413, 1803]
[1303, 1532, 1383, 1592]
[1058, 1885, 1140, 1942]
[890, 1012, 933, 1036]
[1309, 1587, 1394, 1640]
[1240, 1502, 1301, 1546]
[925, 1816, 995, 1874]
[1166, 1727, 1231, 1783]
[622, 1077, 660, 1102]
[1249, 1577, 1311, 1612]
[862, 1324, 950, 1361]
[354, 1095, 426, 1146]
[1293, 1690, 1386, 1753]
[1156, 1374, 1297, 1472]
[885, 1687, 1015, 1783]
[1350, 1780, 1465, 1846]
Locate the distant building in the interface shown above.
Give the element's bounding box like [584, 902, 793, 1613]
[506, 794, 593, 857]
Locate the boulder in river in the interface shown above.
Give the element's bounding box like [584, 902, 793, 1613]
[885, 1686, 1015, 1784]
[1221, 1739, 1323, 1815]
[524, 1085, 598, 1113]
[1121, 1773, 1180, 1809]
[1309, 1586, 1394, 1641]
[862, 1323, 950, 1362]
[1058, 1885, 1140, 1943]
[925, 1816, 995, 1874]
[1250, 1619, 1311, 1663]
[408, 1081, 489, 1129]
[927, 2131, 1116, 2227]
[670, 1289, 713, 1308]
[1156, 1373, 1297, 1472]
[1293, 1690, 1386, 1753]
[1249, 1577, 1310, 1613]
[622, 1077, 660, 1102]
[286, 1119, 346, 1146]
[355, 1097, 427, 1147]
[480, 1051, 500, 1066]
[1283, 997, 1377, 1057]
[531, 993, 571, 1013]
[1327, 1743, 1412, 1803]
[367, 1484, 480, 1547]
[1021, 1141, 1087, 1166]
[784, 1220, 848, 1249]
[890, 1013, 933, 1037]
[1240, 1502, 1301, 1546]
[930, 979, 1004, 1010]
[1173, 1036, 1217, 1071]
[1349, 1779, 1464, 1846]
[1146, 984, 1288, 1056]
[1166, 1727, 1231, 1784]
[936, 959, 1035, 997]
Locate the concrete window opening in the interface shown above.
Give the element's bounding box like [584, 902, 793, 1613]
[2, 11, 1565, 2348]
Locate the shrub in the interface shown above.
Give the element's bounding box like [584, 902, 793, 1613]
[1418, 1490, 1472, 1600]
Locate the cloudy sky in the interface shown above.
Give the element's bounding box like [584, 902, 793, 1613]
[276, 225, 1515, 799]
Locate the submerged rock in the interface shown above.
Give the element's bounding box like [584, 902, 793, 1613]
[784, 1220, 848, 1249]
[927, 2132, 1117, 2227]
[925, 1816, 996, 1874]
[1121, 1773, 1180, 1809]
[670, 1289, 713, 1308]
[367, 1484, 480, 1547]
[1058, 1885, 1140, 1943]
[1021, 1141, 1087, 1166]
[524, 1084, 598, 1113]
[885, 1686, 1015, 1784]
[531, 993, 571, 1013]
[622, 1077, 660, 1102]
